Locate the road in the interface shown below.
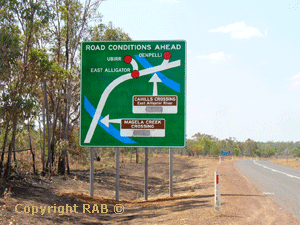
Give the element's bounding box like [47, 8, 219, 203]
[235, 160, 300, 221]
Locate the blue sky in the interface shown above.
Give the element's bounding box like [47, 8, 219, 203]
[99, 0, 300, 142]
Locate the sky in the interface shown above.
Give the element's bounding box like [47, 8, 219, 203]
[98, 0, 300, 142]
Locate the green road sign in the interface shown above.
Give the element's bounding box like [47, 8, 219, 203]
[80, 40, 186, 147]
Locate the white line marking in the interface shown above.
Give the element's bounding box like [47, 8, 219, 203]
[84, 59, 181, 143]
[263, 192, 275, 195]
[253, 160, 300, 180]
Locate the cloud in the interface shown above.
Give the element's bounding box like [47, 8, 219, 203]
[157, 0, 179, 3]
[260, 60, 268, 65]
[209, 21, 264, 39]
[291, 73, 300, 80]
[202, 97, 215, 103]
[197, 52, 232, 63]
[290, 72, 300, 89]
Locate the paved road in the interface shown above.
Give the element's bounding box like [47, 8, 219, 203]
[235, 160, 300, 221]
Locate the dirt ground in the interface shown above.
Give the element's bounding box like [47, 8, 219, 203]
[1, 155, 299, 224]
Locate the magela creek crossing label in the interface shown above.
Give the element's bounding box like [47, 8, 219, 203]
[80, 41, 186, 147]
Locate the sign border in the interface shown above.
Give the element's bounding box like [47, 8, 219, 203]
[80, 40, 186, 148]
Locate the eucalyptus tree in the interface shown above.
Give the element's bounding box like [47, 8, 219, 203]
[41, 0, 105, 174]
[0, 1, 21, 177]
[0, 0, 50, 178]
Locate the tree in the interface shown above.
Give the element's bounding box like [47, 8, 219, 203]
[233, 147, 240, 156]
[0, 0, 132, 178]
[197, 136, 220, 156]
[88, 21, 131, 41]
[259, 144, 275, 157]
[244, 138, 258, 156]
[1, 0, 50, 178]
[291, 147, 300, 157]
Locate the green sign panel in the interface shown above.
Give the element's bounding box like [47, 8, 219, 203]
[80, 40, 186, 147]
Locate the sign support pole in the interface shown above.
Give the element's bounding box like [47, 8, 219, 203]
[116, 147, 120, 201]
[169, 148, 173, 197]
[90, 147, 94, 196]
[144, 147, 148, 200]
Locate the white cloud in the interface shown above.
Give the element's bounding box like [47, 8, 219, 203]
[260, 60, 268, 65]
[197, 52, 232, 63]
[202, 97, 215, 103]
[157, 0, 179, 3]
[291, 73, 300, 80]
[290, 72, 300, 89]
[209, 21, 264, 39]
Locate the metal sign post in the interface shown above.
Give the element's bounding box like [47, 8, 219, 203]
[144, 148, 148, 200]
[90, 148, 94, 196]
[169, 148, 173, 197]
[116, 147, 120, 201]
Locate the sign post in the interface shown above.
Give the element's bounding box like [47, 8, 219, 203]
[169, 148, 173, 197]
[214, 171, 221, 213]
[116, 148, 120, 201]
[144, 148, 148, 200]
[90, 148, 94, 196]
[81, 41, 186, 200]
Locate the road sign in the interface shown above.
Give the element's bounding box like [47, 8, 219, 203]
[80, 41, 186, 147]
[221, 151, 231, 156]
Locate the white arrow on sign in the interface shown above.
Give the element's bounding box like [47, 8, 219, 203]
[101, 114, 121, 128]
[149, 73, 162, 96]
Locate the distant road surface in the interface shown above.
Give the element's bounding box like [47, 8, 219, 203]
[235, 160, 300, 221]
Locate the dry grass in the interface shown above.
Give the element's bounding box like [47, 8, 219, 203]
[60, 192, 207, 207]
[270, 158, 300, 169]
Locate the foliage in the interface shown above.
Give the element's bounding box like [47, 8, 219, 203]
[291, 147, 300, 157]
[88, 21, 132, 41]
[184, 133, 300, 158]
[233, 147, 240, 156]
[0, 0, 133, 178]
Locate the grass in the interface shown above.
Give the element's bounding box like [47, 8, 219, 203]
[270, 158, 300, 169]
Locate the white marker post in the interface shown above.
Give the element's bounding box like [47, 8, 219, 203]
[214, 171, 221, 213]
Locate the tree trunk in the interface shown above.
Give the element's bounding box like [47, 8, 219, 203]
[0, 122, 10, 178]
[28, 122, 36, 174]
[4, 118, 17, 179]
[58, 155, 65, 175]
[66, 151, 70, 174]
[43, 79, 52, 171]
[135, 148, 139, 164]
[13, 150, 16, 168]
[42, 106, 46, 173]
[59, 0, 71, 176]
[130, 148, 132, 163]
